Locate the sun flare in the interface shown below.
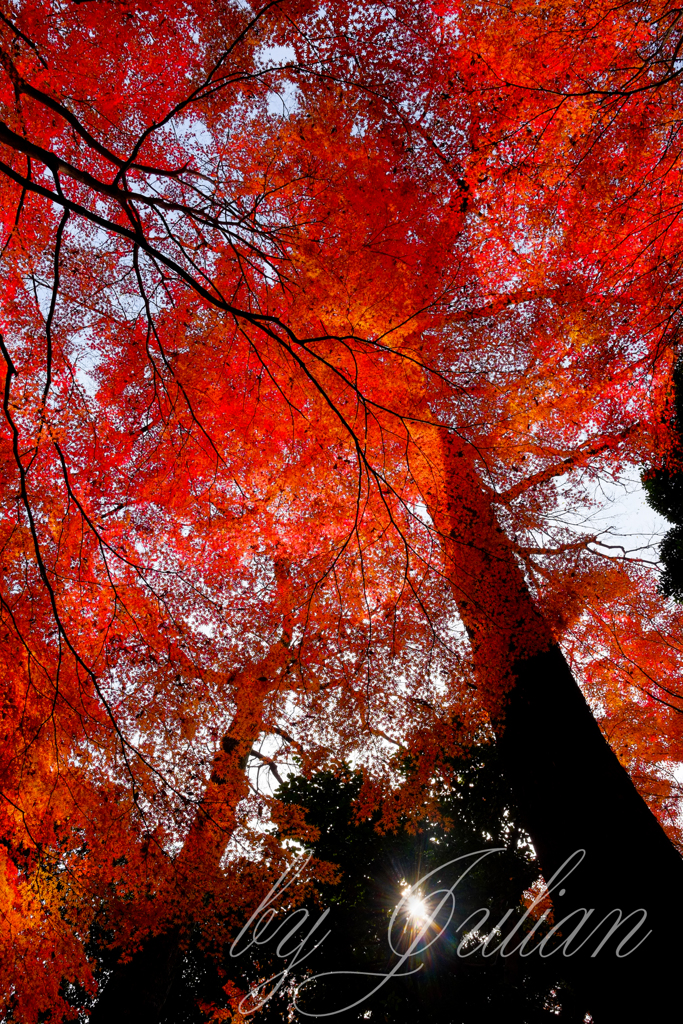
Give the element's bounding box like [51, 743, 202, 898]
[406, 895, 429, 923]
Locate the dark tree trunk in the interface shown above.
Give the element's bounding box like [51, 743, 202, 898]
[501, 646, 683, 1022]
[409, 419, 683, 1021]
[90, 668, 280, 1022]
[89, 930, 181, 1024]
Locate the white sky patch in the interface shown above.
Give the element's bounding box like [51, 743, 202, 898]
[266, 77, 301, 118]
[585, 472, 683, 820]
[69, 324, 102, 397]
[256, 43, 301, 117]
[586, 470, 668, 564]
[531, 465, 668, 574]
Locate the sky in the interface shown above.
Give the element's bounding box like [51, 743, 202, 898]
[588, 471, 668, 566]
[592, 475, 683, 794]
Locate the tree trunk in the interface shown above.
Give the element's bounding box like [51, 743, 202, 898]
[410, 420, 683, 1021]
[89, 659, 283, 1023]
[90, 416, 683, 1022]
[88, 929, 182, 1024]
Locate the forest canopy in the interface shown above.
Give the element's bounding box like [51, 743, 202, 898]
[0, 2, 682, 1021]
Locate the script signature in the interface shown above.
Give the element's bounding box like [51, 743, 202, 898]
[229, 848, 650, 1017]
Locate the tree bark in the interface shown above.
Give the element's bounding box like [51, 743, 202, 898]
[89, 656, 285, 1024]
[409, 419, 683, 1021]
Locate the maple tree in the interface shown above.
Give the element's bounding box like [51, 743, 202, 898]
[89, 750, 588, 1023]
[0, 1, 682, 1022]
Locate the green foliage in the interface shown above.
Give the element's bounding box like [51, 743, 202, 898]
[643, 469, 683, 524]
[643, 359, 683, 600]
[159, 743, 589, 1023]
[658, 525, 683, 601]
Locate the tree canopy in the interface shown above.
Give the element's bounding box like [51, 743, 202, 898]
[0, 2, 682, 1021]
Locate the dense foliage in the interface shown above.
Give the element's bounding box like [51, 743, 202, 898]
[144, 745, 590, 1023]
[0, 2, 682, 1021]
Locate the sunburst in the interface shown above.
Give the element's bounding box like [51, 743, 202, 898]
[406, 893, 429, 924]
